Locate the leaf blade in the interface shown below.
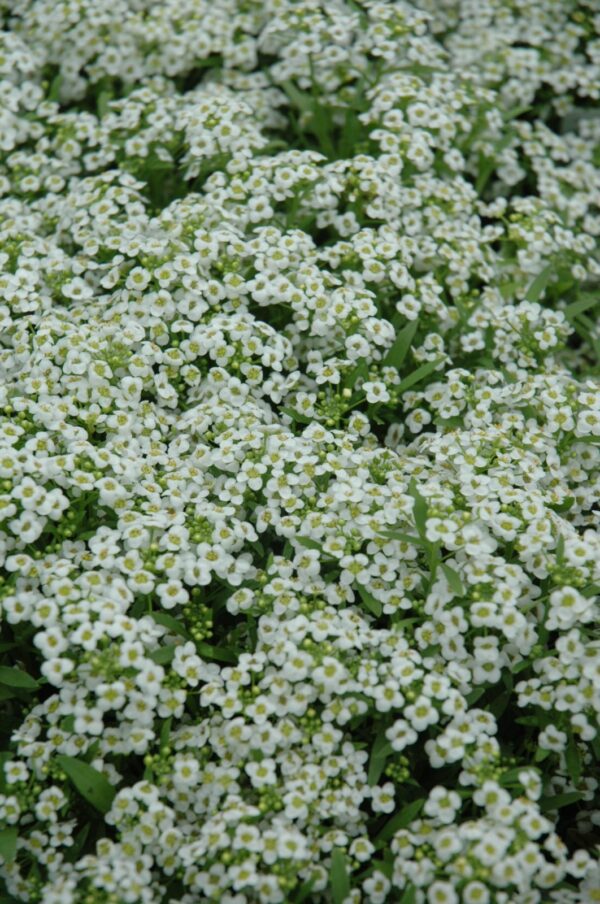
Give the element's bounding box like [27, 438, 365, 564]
[383, 320, 419, 370]
[441, 563, 464, 596]
[375, 798, 424, 844]
[0, 667, 38, 690]
[395, 357, 444, 395]
[0, 827, 17, 865]
[367, 731, 393, 786]
[330, 848, 350, 904]
[408, 480, 428, 538]
[56, 756, 116, 814]
[356, 583, 382, 618]
[525, 265, 553, 303]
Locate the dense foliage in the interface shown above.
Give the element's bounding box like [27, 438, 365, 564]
[0, 0, 599, 902]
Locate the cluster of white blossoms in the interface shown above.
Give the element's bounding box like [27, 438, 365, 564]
[0, 0, 598, 902]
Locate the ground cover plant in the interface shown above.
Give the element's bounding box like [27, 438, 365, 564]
[0, 0, 599, 901]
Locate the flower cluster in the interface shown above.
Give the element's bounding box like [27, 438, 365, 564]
[0, 0, 598, 902]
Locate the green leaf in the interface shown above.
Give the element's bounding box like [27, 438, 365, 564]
[0, 687, 17, 702]
[540, 791, 583, 812]
[345, 358, 369, 390]
[282, 80, 317, 116]
[565, 736, 582, 784]
[55, 756, 115, 814]
[564, 294, 597, 321]
[498, 280, 518, 300]
[339, 107, 364, 159]
[426, 543, 441, 583]
[0, 667, 38, 690]
[513, 659, 534, 674]
[47, 73, 62, 103]
[60, 715, 76, 733]
[466, 687, 486, 705]
[408, 480, 428, 538]
[395, 357, 443, 395]
[489, 689, 512, 719]
[195, 641, 238, 664]
[330, 848, 350, 904]
[399, 885, 417, 904]
[0, 753, 11, 793]
[65, 823, 90, 864]
[368, 858, 392, 879]
[0, 827, 17, 864]
[368, 731, 392, 786]
[392, 617, 422, 629]
[148, 612, 190, 639]
[504, 104, 533, 120]
[515, 715, 542, 726]
[499, 766, 529, 787]
[378, 529, 427, 547]
[356, 584, 382, 618]
[383, 320, 418, 370]
[525, 265, 553, 303]
[159, 718, 172, 749]
[295, 536, 323, 552]
[148, 645, 177, 665]
[293, 878, 316, 903]
[281, 407, 312, 425]
[375, 798, 424, 844]
[441, 563, 464, 596]
[502, 670, 514, 691]
[97, 89, 114, 119]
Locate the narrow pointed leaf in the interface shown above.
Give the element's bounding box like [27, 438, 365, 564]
[408, 480, 428, 537]
[565, 736, 582, 784]
[0, 667, 38, 690]
[195, 641, 238, 664]
[357, 584, 382, 617]
[564, 294, 597, 321]
[149, 645, 176, 665]
[148, 612, 190, 639]
[441, 563, 464, 596]
[400, 886, 417, 904]
[330, 849, 350, 904]
[525, 265, 553, 302]
[396, 357, 443, 395]
[0, 828, 17, 864]
[383, 320, 418, 370]
[368, 731, 393, 786]
[540, 791, 583, 812]
[375, 798, 424, 844]
[56, 756, 115, 813]
[379, 529, 427, 547]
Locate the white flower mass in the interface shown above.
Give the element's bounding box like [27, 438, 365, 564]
[0, 0, 598, 902]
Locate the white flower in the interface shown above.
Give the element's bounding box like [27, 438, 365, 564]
[363, 871, 391, 903]
[386, 719, 418, 752]
[156, 580, 189, 609]
[370, 782, 395, 814]
[405, 696, 439, 732]
[424, 787, 461, 825]
[4, 761, 29, 785]
[363, 381, 391, 404]
[538, 724, 568, 753]
[427, 881, 459, 904]
[173, 755, 200, 788]
[40, 657, 74, 686]
[245, 759, 277, 788]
